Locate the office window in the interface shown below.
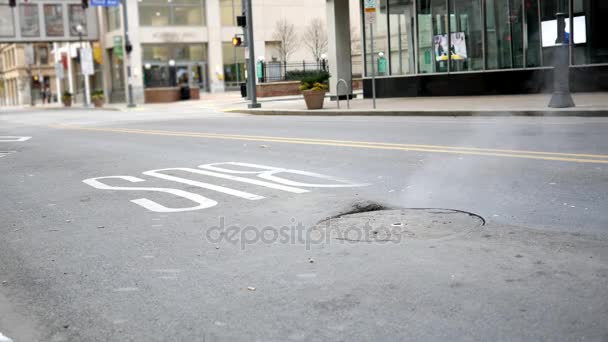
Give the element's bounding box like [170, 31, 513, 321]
[388, 0, 416, 75]
[417, 0, 448, 73]
[106, 6, 121, 32]
[44, 4, 64, 37]
[20, 4, 40, 37]
[139, 0, 205, 26]
[485, 0, 524, 69]
[69, 5, 87, 36]
[220, 0, 242, 26]
[222, 42, 245, 87]
[0, 5, 15, 37]
[449, 0, 483, 71]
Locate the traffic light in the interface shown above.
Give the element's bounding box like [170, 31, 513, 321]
[232, 36, 242, 47]
[236, 15, 246, 27]
[82, 0, 89, 9]
[9, 0, 16, 8]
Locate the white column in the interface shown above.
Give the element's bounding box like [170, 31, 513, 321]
[125, 0, 145, 104]
[206, 0, 225, 93]
[53, 43, 62, 103]
[66, 43, 74, 95]
[326, 0, 352, 99]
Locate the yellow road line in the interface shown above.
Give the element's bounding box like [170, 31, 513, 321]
[51, 125, 608, 164]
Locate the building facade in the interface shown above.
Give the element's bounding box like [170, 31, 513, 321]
[356, 0, 608, 97]
[0, 43, 58, 106]
[97, 0, 356, 103]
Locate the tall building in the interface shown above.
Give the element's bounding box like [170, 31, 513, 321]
[0, 43, 58, 106]
[96, 0, 361, 104]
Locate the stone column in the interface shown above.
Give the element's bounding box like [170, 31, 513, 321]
[326, 0, 353, 100]
[125, 0, 145, 104]
[206, 0, 225, 93]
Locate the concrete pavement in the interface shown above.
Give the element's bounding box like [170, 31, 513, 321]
[1, 108, 607, 341]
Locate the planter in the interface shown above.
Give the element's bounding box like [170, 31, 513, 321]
[62, 97, 72, 107]
[302, 90, 326, 110]
[93, 98, 104, 108]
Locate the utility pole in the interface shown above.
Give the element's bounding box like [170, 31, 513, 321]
[245, 0, 260, 108]
[121, 0, 136, 107]
[548, 0, 575, 108]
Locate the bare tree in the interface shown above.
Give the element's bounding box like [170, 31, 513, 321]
[272, 19, 299, 63]
[303, 18, 328, 61]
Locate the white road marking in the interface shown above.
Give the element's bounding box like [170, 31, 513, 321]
[0, 332, 14, 342]
[201, 162, 370, 188]
[0, 152, 14, 158]
[83, 162, 369, 213]
[113, 287, 139, 292]
[83, 176, 217, 213]
[0, 136, 31, 142]
[193, 166, 310, 193]
[143, 168, 266, 200]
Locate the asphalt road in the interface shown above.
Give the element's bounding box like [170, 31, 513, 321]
[1, 108, 607, 341]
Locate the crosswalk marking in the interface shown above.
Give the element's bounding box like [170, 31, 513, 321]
[0, 136, 31, 142]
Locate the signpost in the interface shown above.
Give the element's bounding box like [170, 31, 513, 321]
[91, 0, 120, 7]
[364, 0, 377, 109]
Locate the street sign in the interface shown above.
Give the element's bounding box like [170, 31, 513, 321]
[113, 36, 123, 60]
[91, 0, 120, 7]
[364, 0, 376, 24]
[81, 47, 94, 76]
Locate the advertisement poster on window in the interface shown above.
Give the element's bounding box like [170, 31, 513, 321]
[44, 4, 64, 37]
[434, 32, 467, 61]
[20, 5, 40, 37]
[69, 5, 87, 36]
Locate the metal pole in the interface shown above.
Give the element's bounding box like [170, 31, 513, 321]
[121, 0, 136, 107]
[245, 0, 260, 108]
[370, 23, 376, 109]
[548, 0, 574, 108]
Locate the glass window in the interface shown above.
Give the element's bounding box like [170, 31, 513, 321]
[525, 0, 541, 67]
[388, 0, 416, 75]
[364, 0, 389, 76]
[20, 4, 40, 37]
[449, 0, 483, 71]
[417, 0, 448, 73]
[44, 4, 64, 37]
[220, 0, 242, 26]
[106, 6, 121, 32]
[0, 5, 15, 37]
[69, 5, 87, 36]
[139, 0, 205, 26]
[37, 45, 49, 65]
[572, 0, 608, 65]
[222, 42, 245, 87]
[485, 0, 524, 69]
[142, 44, 208, 62]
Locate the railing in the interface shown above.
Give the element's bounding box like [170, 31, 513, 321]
[258, 61, 329, 83]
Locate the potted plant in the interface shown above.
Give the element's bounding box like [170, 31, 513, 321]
[62, 91, 73, 107]
[299, 71, 330, 110]
[91, 90, 105, 108]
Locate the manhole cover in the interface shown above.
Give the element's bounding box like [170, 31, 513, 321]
[315, 209, 485, 242]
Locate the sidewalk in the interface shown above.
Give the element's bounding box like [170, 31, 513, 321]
[227, 91, 608, 116]
[3, 91, 607, 116]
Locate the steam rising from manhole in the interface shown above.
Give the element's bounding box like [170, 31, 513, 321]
[316, 203, 485, 242]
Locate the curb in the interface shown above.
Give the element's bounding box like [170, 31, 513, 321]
[225, 109, 608, 117]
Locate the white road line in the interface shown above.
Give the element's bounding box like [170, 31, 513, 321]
[152, 167, 310, 194]
[0, 136, 31, 142]
[143, 168, 265, 200]
[0, 332, 14, 342]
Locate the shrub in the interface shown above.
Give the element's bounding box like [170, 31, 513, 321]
[299, 71, 330, 91]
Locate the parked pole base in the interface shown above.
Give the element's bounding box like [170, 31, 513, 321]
[248, 103, 261, 109]
[548, 92, 575, 108]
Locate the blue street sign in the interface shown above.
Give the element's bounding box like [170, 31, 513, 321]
[91, 0, 120, 7]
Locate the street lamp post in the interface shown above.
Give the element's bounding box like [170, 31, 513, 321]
[548, 0, 575, 108]
[75, 24, 90, 107]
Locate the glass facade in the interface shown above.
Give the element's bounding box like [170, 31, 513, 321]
[222, 42, 245, 88]
[363, 0, 608, 78]
[139, 0, 205, 27]
[142, 44, 208, 89]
